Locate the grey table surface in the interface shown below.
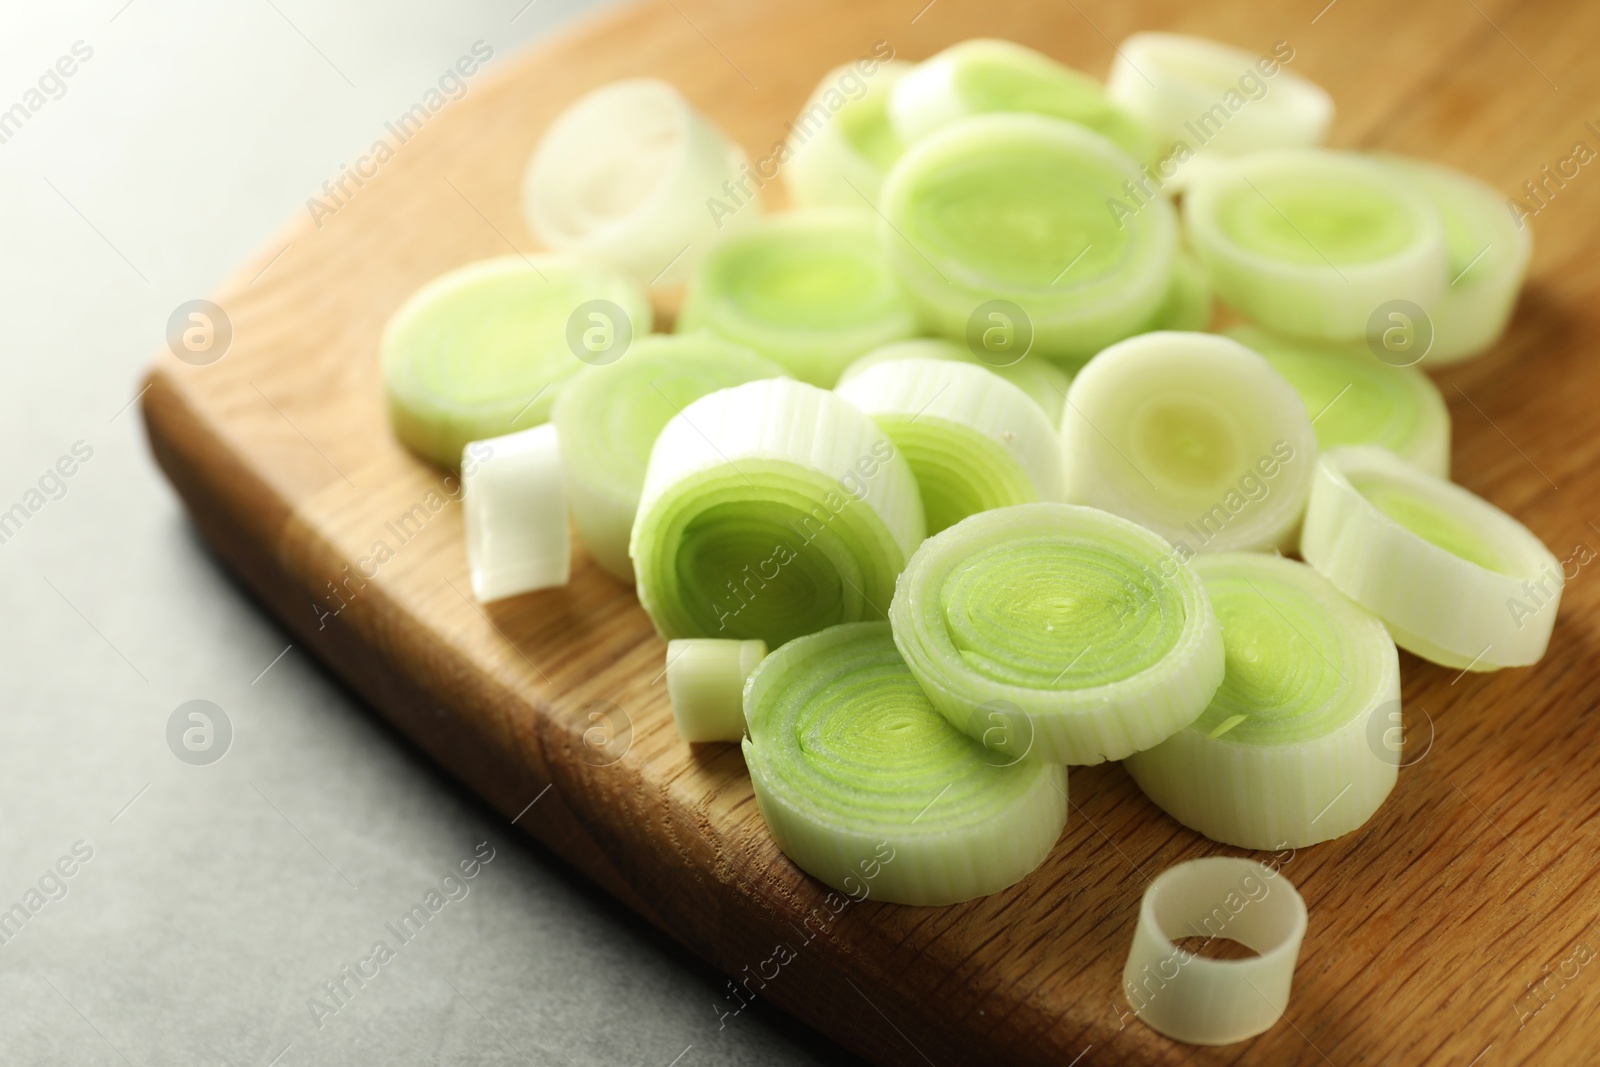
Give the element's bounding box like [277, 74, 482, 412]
[0, 2, 861, 1064]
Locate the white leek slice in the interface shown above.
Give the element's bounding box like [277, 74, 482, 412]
[1107, 35, 1332, 169]
[880, 114, 1177, 361]
[522, 79, 755, 288]
[889, 503, 1224, 766]
[836, 358, 1067, 534]
[1378, 154, 1533, 363]
[631, 378, 925, 646]
[837, 338, 1073, 427]
[1226, 325, 1450, 478]
[1123, 553, 1400, 849]
[665, 638, 767, 742]
[1184, 149, 1447, 342]
[552, 334, 784, 583]
[677, 209, 918, 387]
[742, 621, 1067, 905]
[1300, 446, 1562, 671]
[785, 61, 911, 211]
[382, 257, 652, 469]
[1123, 857, 1307, 1045]
[889, 39, 1155, 163]
[1062, 332, 1316, 554]
[462, 423, 570, 601]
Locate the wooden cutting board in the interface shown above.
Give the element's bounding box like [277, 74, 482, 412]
[140, 0, 1600, 1063]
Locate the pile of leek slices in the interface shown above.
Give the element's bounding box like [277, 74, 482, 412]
[381, 33, 1557, 908]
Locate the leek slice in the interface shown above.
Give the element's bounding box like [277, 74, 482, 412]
[522, 79, 755, 288]
[677, 209, 918, 387]
[880, 114, 1177, 361]
[665, 638, 767, 742]
[1107, 35, 1332, 167]
[837, 338, 1073, 426]
[742, 621, 1067, 905]
[889, 503, 1224, 766]
[1379, 154, 1533, 363]
[889, 39, 1155, 164]
[462, 424, 570, 601]
[631, 378, 925, 646]
[382, 256, 651, 469]
[785, 61, 911, 211]
[1184, 149, 1447, 342]
[1123, 857, 1307, 1045]
[1062, 332, 1316, 554]
[1225, 325, 1450, 478]
[1123, 553, 1400, 849]
[1300, 446, 1562, 670]
[552, 335, 784, 583]
[835, 357, 1067, 534]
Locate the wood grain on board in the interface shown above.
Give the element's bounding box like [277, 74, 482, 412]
[139, 0, 1600, 1063]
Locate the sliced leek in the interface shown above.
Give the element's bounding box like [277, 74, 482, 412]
[1123, 553, 1400, 849]
[1062, 332, 1316, 554]
[665, 638, 767, 742]
[1107, 35, 1332, 167]
[889, 39, 1155, 164]
[742, 621, 1067, 905]
[835, 357, 1067, 534]
[462, 423, 570, 601]
[1379, 154, 1533, 363]
[837, 338, 1073, 426]
[631, 378, 925, 646]
[1300, 445, 1562, 671]
[1123, 857, 1307, 1045]
[785, 61, 911, 211]
[383, 256, 651, 469]
[677, 209, 918, 386]
[1226, 325, 1450, 478]
[889, 503, 1224, 766]
[522, 79, 755, 288]
[1184, 149, 1447, 342]
[552, 335, 784, 582]
[880, 113, 1177, 361]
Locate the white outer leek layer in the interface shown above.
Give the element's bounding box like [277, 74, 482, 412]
[665, 638, 767, 743]
[1299, 445, 1563, 670]
[462, 424, 570, 600]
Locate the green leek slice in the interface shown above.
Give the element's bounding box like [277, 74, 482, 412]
[785, 61, 911, 211]
[1062, 332, 1317, 554]
[630, 378, 925, 646]
[1300, 445, 1563, 670]
[1142, 248, 1214, 332]
[1225, 325, 1450, 478]
[889, 503, 1224, 766]
[522, 78, 756, 288]
[552, 334, 784, 583]
[1378, 154, 1533, 364]
[677, 209, 918, 386]
[1123, 553, 1400, 849]
[835, 357, 1067, 534]
[742, 621, 1067, 905]
[1107, 34, 1332, 168]
[836, 338, 1073, 426]
[382, 256, 652, 469]
[665, 638, 767, 742]
[1184, 149, 1447, 342]
[880, 113, 1177, 361]
[889, 39, 1155, 163]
